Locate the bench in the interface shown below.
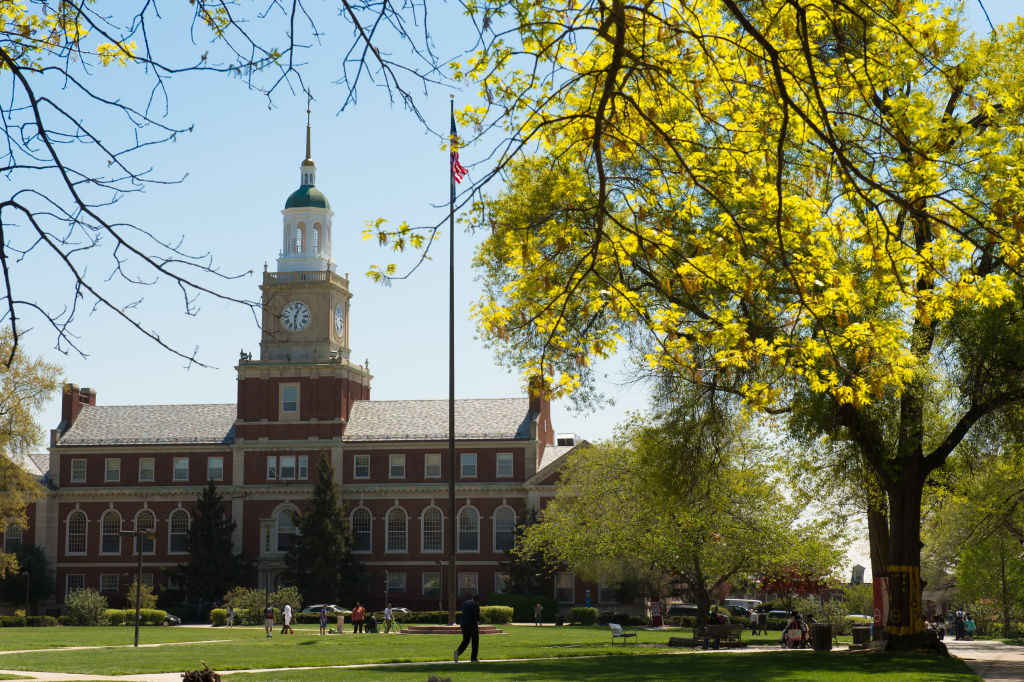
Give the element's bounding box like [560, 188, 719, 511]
[693, 623, 745, 648]
[609, 623, 638, 645]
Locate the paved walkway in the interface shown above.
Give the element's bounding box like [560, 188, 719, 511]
[947, 638, 1024, 681]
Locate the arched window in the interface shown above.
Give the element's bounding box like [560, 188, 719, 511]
[422, 507, 443, 553]
[494, 507, 517, 552]
[277, 509, 297, 552]
[312, 223, 322, 255]
[458, 507, 479, 553]
[386, 507, 407, 553]
[135, 510, 155, 554]
[101, 511, 121, 554]
[351, 508, 371, 552]
[169, 510, 190, 553]
[295, 223, 305, 254]
[67, 511, 87, 554]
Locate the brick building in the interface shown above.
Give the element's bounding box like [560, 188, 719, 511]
[4, 121, 589, 614]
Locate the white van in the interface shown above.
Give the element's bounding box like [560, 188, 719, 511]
[724, 598, 762, 611]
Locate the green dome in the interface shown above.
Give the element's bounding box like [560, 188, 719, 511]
[285, 185, 331, 210]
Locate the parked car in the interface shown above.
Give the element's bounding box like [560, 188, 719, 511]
[301, 604, 351, 616]
[162, 614, 181, 626]
[725, 605, 751, 618]
[389, 607, 413, 617]
[767, 609, 791, 625]
[666, 604, 700, 618]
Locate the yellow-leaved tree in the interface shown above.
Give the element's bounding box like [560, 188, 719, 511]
[0, 329, 61, 577]
[459, 1, 1024, 649]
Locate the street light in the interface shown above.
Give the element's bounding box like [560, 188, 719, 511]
[20, 572, 29, 618]
[120, 529, 156, 648]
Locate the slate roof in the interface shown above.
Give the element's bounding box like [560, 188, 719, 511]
[343, 398, 533, 441]
[57, 404, 237, 446]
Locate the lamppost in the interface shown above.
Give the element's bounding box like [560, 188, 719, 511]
[120, 529, 156, 648]
[20, 572, 29, 618]
[384, 568, 389, 612]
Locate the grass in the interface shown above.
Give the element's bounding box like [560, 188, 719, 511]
[223, 651, 981, 681]
[0, 625, 978, 680]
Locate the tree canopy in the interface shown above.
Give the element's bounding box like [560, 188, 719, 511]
[177, 480, 248, 606]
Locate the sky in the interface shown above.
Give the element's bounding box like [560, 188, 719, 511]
[24, 0, 1022, 454]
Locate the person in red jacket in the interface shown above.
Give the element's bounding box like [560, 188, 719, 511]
[351, 602, 366, 633]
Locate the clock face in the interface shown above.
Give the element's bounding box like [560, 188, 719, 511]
[281, 301, 311, 332]
[334, 304, 345, 336]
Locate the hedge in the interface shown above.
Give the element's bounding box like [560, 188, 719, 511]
[569, 607, 598, 626]
[27, 615, 57, 627]
[597, 612, 647, 627]
[210, 609, 227, 627]
[140, 608, 166, 626]
[0, 615, 59, 627]
[0, 615, 26, 627]
[104, 609, 127, 625]
[480, 606, 514, 624]
[486, 594, 559, 622]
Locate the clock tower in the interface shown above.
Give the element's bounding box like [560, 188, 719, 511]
[235, 109, 371, 439]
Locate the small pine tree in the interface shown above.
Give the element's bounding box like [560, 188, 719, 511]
[177, 481, 248, 605]
[284, 454, 365, 604]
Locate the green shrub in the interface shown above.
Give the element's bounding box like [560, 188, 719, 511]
[104, 609, 126, 626]
[210, 608, 227, 626]
[0, 615, 27, 627]
[64, 587, 109, 625]
[486, 593, 558, 622]
[480, 606, 514, 624]
[26, 615, 57, 627]
[569, 607, 598, 626]
[295, 612, 322, 624]
[139, 608, 166, 626]
[224, 586, 303, 625]
[820, 600, 851, 635]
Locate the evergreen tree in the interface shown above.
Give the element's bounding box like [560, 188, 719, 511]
[284, 454, 364, 605]
[178, 481, 247, 605]
[500, 508, 552, 596]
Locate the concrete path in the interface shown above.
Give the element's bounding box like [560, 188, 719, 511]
[947, 638, 1024, 681]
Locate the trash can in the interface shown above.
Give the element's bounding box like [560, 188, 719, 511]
[810, 623, 832, 651]
[851, 625, 871, 645]
[336, 615, 345, 633]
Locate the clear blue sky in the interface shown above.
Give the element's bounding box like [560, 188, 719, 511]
[28, 1, 1020, 448]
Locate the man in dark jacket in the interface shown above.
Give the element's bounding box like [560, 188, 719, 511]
[453, 594, 481, 663]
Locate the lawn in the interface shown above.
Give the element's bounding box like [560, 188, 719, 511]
[0, 625, 979, 681]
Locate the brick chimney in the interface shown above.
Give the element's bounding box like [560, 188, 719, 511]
[528, 377, 555, 466]
[61, 383, 96, 431]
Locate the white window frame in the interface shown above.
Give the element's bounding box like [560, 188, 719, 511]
[458, 571, 479, 596]
[99, 574, 118, 592]
[424, 453, 441, 479]
[457, 506, 480, 553]
[389, 453, 405, 479]
[421, 506, 444, 553]
[493, 506, 517, 553]
[555, 572, 575, 603]
[267, 455, 278, 480]
[280, 383, 300, 419]
[460, 453, 477, 478]
[351, 507, 372, 553]
[66, 511, 87, 555]
[353, 454, 370, 479]
[280, 455, 297, 480]
[172, 457, 189, 482]
[138, 457, 154, 482]
[276, 509, 297, 553]
[71, 459, 86, 483]
[169, 509, 190, 554]
[496, 452, 514, 478]
[65, 574, 85, 594]
[100, 511, 121, 555]
[386, 506, 408, 553]
[134, 510, 156, 555]
[207, 456, 224, 481]
[104, 458, 120, 483]
[422, 571, 441, 597]
[387, 571, 407, 594]
[3, 523, 22, 553]
[298, 455, 308, 479]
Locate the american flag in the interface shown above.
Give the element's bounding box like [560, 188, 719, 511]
[450, 113, 468, 184]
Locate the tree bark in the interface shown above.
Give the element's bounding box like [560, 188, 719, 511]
[1001, 537, 1011, 639]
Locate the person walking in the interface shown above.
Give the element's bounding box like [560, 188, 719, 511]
[352, 602, 366, 633]
[749, 608, 759, 635]
[384, 603, 394, 634]
[282, 603, 294, 635]
[758, 608, 767, 635]
[965, 614, 976, 641]
[319, 604, 328, 636]
[263, 604, 274, 639]
[534, 602, 543, 626]
[226, 605, 234, 628]
[453, 594, 481, 663]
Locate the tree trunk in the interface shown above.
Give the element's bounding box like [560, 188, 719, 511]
[867, 499, 889, 639]
[1001, 537, 1011, 639]
[883, 473, 945, 653]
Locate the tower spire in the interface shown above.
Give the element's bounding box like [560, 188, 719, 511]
[305, 91, 312, 163]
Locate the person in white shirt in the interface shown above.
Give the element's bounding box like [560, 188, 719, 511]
[384, 603, 394, 634]
[282, 603, 294, 635]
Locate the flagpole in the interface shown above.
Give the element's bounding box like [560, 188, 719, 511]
[447, 95, 458, 626]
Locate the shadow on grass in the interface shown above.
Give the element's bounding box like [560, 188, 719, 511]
[290, 651, 979, 681]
